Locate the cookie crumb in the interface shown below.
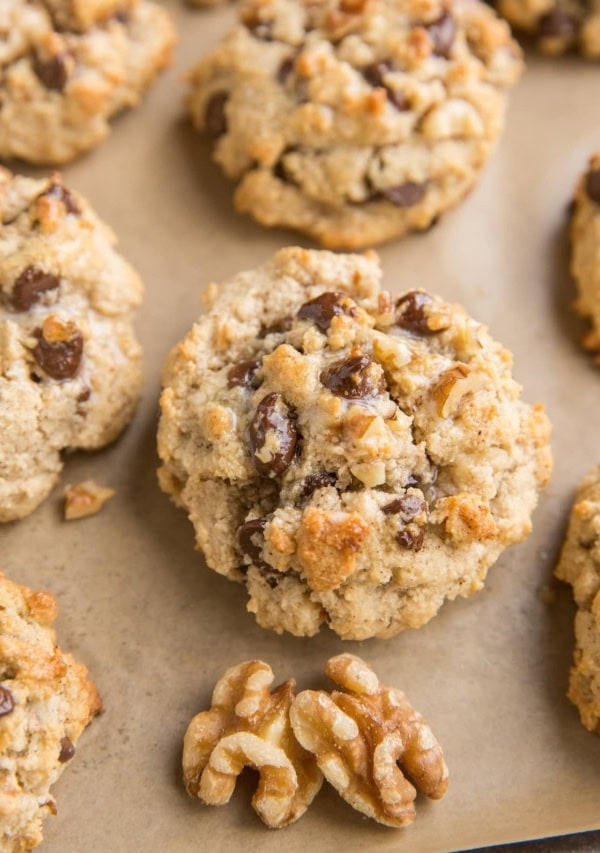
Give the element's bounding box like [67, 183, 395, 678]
[64, 480, 115, 520]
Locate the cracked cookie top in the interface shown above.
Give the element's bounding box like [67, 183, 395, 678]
[186, 0, 522, 248]
[158, 247, 552, 640]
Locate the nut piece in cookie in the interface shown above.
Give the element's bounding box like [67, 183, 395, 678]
[498, 0, 600, 58]
[0, 572, 101, 850]
[0, 169, 143, 522]
[571, 152, 600, 361]
[289, 654, 448, 827]
[157, 247, 552, 640]
[186, 0, 523, 248]
[555, 465, 600, 734]
[182, 660, 322, 827]
[64, 480, 115, 519]
[0, 0, 175, 164]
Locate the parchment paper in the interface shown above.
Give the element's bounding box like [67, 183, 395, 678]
[2, 3, 600, 850]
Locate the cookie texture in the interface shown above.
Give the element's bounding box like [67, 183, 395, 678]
[158, 247, 552, 640]
[571, 152, 600, 360]
[555, 466, 600, 735]
[0, 169, 143, 522]
[0, 0, 175, 164]
[498, 0, 600, 57]
[186, 0, 523, 249]
[0, 572, 101, 851]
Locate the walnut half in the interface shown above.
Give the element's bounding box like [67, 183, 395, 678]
[182, 660, 322, 828]
[289, 654, 448, 827]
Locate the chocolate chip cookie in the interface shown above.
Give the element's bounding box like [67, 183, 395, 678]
[0, 169, 143, 522]
[0, 571, 101, 850]
[498, 0, 600, 57]
[158, 247, 552, 640]
[555, 466, 600, 734]
[0, 0, 175, 164]
[571, 153, 600, 360]
[185, 0, 523, 249]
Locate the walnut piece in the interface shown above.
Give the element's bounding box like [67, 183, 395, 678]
[289, 654, 448, 828]
[64, 480, 115, 520]
[182, 660, 322, 828]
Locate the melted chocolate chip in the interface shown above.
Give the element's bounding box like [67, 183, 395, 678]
[11, 267, 60, 311]
[426, 12, 456, 57]
[302, 471, 338, 499]
[247, 393, 299, 477]
[58, 736, 76, 763]
[42, 181, 80, 215]
[205, 92, 229, 139]
[382, 495, 427, 519]
[0, 686, 14, 716]
[538, 9, 579, 39]
[395, 291, 436, 335]
[397, 527, 425, 551]
[33, 325, 83, 380]
[297, 292, 353, 332]
[33, 52, 70, 91]
[585, 169, 600, 205]
[320, 353, 385, 399]
[277, 57, 295, 84]
[227, 359, 261, 389]
[260, 315, 293, 337]
[238, 517, 268, 566]
[381, 181, 427, 208]
[363, 61, 408, 111]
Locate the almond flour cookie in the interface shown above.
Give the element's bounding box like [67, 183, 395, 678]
[0, 572, 102, 851]
[571, 153, 600, 360]
[0, 169, 143, 522]
[0, 0, 175, 164]
[555, 467, 600, 735]
[498, 0, 600, 57]
[185, 0, 523, 250]
[158, 247, 552, 640]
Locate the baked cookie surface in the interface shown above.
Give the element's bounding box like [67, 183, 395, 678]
[0, 169, 143, 522]
[498, 0, 600, 57]
[0, 572, 101, 851]
[186, 0, 523, 249]
[158, 247, 552, 640]
[571, 152, 600, 360]
[555, 466, 600, 735]
[0, 0, 174, 164]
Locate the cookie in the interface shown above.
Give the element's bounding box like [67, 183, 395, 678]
[555, 467, 600, 735]
[0, 572, 101, 851]
[571, 153, 600, 360]
[0, 0, 175, 164]
[157, 247, 552, 640]
[498, 0, 600, 57]
[185, 0, 523, 250]
[0, 169, 143, 522]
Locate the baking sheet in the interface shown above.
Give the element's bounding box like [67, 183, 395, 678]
[2, 2, 600, 850]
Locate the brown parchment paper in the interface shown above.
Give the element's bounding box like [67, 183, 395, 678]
[2, 3, 600, 850]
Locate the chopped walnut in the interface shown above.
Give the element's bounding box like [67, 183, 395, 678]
[289, 655, 448, 828]
[182, 660, 322, 828]
[433, 364, 487, 418]
[64, 480, 115, 520]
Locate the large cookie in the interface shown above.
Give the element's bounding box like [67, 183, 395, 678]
[555, 466, 600, 735]
[498, 0, 600, 58]
[185, 0, 523, 249]
[0, 169, 143, 522]
[0, 0, 175, 164]
[158, 247, 552, 640]
[571, 153, 600, 361]
[0, 572, 101, 851]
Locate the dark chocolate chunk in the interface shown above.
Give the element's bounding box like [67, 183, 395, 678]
[381, 181, 427, 208]
[382, 495, 427, 519]
[538, 9, 579, 39]
[33, 51, 70, 91]
[363, 61, 408, 111]
[395, 291, 437, 335]
[33, 323, 83, 380]
[397, 526, 425, 551]
[585, 169, 600, 205]
[320, 353, 385, 399]
[301, 471, 338, 499]
[227, 359, 261, 389]
[205, 92, 229, 139]
[260, 315, 293, 337]
[0, 686, 14, 716]
[297, 292, 353, 332]
[58, 736, 76, 763]
[238, 517, 268, 566]
[247, 393, 299, 477]
[11, 267, 60, 311]
[426, 12, 456, 57]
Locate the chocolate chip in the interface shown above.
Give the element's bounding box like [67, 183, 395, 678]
[395, 291, 437, 335]
[227, 359, 261, 389]
[538, 9, 579, 39]
[320, 353, 385, 399]
[247, 20, 273, 40]
[382, 495, 427, 519]
[33, 51, 70, 91]
[363, 61, 408, 111]
[277, 57, 295, 84]
[58, 736, 76, 762]
[381, 181, 427, 208]
[585, 169, 600, 205]
[426, 12, 456, 57]
[33, 323, 83, 380]
[0, 686, 14, 716]
[297, 292, 354, 332]
[205, 92, 229, 139]
[247, 393, 299, 477]
[77, 387, 91, 403]
[397, 527, 425, 551]
[260, 315, 293, 337]
[11, 267, 60, 311]
[41, 181, 80, 215]
[302, 471, 338, 499]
